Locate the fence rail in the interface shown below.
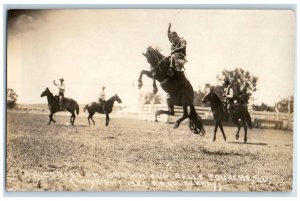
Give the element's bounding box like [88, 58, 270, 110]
[138, 104, 293, 130]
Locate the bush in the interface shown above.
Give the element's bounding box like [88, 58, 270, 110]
[7, 88, 18, 109]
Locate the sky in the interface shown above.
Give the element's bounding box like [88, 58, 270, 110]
[7, 9, 295, 109]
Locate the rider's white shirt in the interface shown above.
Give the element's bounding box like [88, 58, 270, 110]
[224, 87, 234, 98]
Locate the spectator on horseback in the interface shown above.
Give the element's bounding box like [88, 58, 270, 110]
[99, 86, 107, 113]
[53, 78, 65, 110]
[167, 23, 187, 84]
[222, 78, 234, 118]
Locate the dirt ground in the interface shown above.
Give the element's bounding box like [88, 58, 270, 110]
[6, 111, 294, 192]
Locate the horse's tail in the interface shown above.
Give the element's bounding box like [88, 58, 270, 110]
[83, 104, 88, 112]
[246, 110, 253, 129]
[75, 103, 79, 115]
[188, 105, 205, 135]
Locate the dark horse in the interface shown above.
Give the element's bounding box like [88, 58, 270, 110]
[83, 94, 122, 126]
[138, 47, 205, 135]
[40, 88, 79, 125]
[202, 89, 253, 143]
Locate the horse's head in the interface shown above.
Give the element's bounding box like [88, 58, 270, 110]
[142, 46, 162, 67]
[142, 46, 169, 80]
[114, 94, 122, 104]
[202, 87, 220, 104]
[41, 87, 51, 97]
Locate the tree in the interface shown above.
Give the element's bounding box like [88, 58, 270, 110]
[7, 88, 18, 109]
[217, 68, 258, 104]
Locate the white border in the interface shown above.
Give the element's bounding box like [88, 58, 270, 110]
[1, 0, 299, 200]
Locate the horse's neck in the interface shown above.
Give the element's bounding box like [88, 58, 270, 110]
[47, 93, 56, 103]
[106, 98, 115, 107]
[212, 94, 223, 108]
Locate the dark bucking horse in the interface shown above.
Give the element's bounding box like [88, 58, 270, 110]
[138, 47, 205, 135]
[40, 88, 79, 125]
[83, 94, 122, 126]
[202, 88, 253, 143]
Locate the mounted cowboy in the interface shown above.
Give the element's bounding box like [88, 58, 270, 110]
[167, 23, 187, 84]
[98, 86, 107, 113]
[222, 78, 234, 119]
[53, 78, 65, 110]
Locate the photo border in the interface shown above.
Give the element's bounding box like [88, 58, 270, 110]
[2, 3, 298, 198]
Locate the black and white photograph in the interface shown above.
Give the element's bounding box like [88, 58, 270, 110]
[6, 8, 295, 192]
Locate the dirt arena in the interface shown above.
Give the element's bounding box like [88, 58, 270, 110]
[6, 111, 293, 192]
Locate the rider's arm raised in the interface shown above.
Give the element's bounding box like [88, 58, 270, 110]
[168, 23, 172, 42]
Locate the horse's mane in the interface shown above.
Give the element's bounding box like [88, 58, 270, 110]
[148, 46, 165, 59]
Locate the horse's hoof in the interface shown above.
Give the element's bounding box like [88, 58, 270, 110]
[224, 137, 227, 142]
[213, 138, 216, 142]
[244, 139, 247, 143]
[173, 123, 179, 129]
[236, 135, 239, 140]
[138, 81, 143, 89]
[153, 89, 158, 94]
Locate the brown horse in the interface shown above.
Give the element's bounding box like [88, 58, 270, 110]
[138, 47, 205, 135]
[83, 94, 122, 126]
[202, 89, 253, 143]
[40, 88, 79, 125]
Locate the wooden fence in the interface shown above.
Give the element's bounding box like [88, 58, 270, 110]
[138, 104, 293, 130]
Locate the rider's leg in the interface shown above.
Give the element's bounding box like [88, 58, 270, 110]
[167, 55, 175, 78]
[223, 103, 229, 121]
[59, 92, 64, 110]
[99, 99, 106, 113]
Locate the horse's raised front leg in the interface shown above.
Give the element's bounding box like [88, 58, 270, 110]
[174, 106, 189, 129]
[138, 70, 153, 89]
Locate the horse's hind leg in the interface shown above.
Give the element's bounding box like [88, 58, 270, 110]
[232, 118, 241, 140]
[242, 120, 248, 143]
[87, 115, 91, 125]
[90, 114, 95, 125]
[174, 106, 188, 129]
[155, 102, 174, 121]
[72, 113, 76, 125]
[219, 122, 226, 141]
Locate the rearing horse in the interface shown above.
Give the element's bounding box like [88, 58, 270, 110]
[202, 88, 253, 143]
[83, 94, 122, 126]
[138, 47, 205, 135]
[40, 88, 79, 125]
